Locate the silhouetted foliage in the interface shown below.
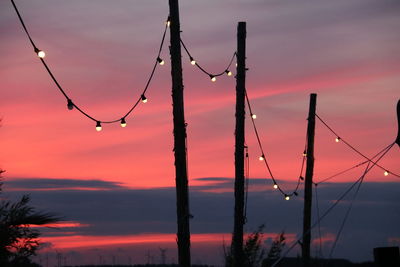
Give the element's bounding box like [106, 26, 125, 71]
[262, 230, 286, 266]
[224, 224, 266, 267]
[0, 193, 61, 266]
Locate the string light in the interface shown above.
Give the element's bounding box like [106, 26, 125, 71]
[225, 70, 232, 76]
[189, 57, 196, 65]
[95, 121, 102, 132]
[11, 0, 169, 129]
[67, 99, 74, 110]
[120, 118, 127, 128]
[209, 75, 216, 82]
[285, 195, 290, 201]
[259, 154, 265, 161]
[303, 151, 307, 157]
[166, 17, 171, 27]
[273, 184, 278, 189]
[34, 47, 45, 58]
[384, 170, 389, 176]
[157, 57, 165, 65]
[251, 113, 257, 119]
[335, 137, 341, 143]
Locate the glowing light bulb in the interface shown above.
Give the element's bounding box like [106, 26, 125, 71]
[384, 170, 389, 176]
[141, 94, 148, 103]
[335, 137, 341, 143]
[67, 99, 74, 110]
[303, 151, 307, 157]
[273, 184, 278, 189]
[285, 195, 290, 201]
[95, 121, 102, 132]
[225, 70, 232, 76]
[166, 19, 171, 27]
[251, 114, 257, 119]
[259, 155, 265, 161]
[190, 57, 196, 65]
[120, 118, 127, 128]
[210, 75, 216, 82]
[157, 57, 165, 65]
[34, 48, 45, 58]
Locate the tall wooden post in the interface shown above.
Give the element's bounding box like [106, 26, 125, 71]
[168, 0, 191, 266]
[396, 100, 400, 147]
[302, 93, 317, 266]
[232, 21, 246, 267]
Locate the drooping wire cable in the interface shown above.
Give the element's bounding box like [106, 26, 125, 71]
[316, 142, 394, 185]
[271, 142, 395, 267]
[180, 38, 236, 81]
[245, 90, 307, 198]
[11, 0, 169, 130]
[316, 114, 400, 178]
[328, 162, 370, 258]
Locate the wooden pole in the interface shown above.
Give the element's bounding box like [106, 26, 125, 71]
[232, 21, 246, 267]
[302, 93, 317, 266]
[396, 100, 400, 147]
[168, 0, 191, 266]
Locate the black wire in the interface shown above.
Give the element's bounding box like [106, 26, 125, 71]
[271, 142, 395, 267]
[180, 38, 236, 77]
[316, 114, 400, 178]
[244, 144, 250, 224]
[11, 0, 169, 125]
[245, 90, 306, 197]
[328, 162, 370, 258]
[10, 0, 36, 48]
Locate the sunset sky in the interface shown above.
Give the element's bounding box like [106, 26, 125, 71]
[1, 0, 400, 266]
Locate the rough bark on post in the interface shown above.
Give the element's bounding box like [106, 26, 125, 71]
[232, 21, 246, 267]
[302, 93, 317, 267]
[168, 0, 191, 266]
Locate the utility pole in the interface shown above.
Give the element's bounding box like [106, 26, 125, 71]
[396, 100, 400, 147]
[232, 21, 246, 267]
[168, 0, 191, 266]
[302, 93, 317, 266]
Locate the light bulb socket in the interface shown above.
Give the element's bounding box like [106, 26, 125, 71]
[120, 118, 127, 127]
[225, 70, 232, 76]
[67, 99, 74, 110]
[157, 57, 164, 65]
[95, 121, 102, 131]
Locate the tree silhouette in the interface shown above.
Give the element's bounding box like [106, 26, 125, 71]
[0, 125, 61, 266]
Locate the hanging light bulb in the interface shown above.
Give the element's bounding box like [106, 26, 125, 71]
[384, 170, 389, 176]
[225, 70, 232, 76]
[166, 17, 171, 27]
[335, 137, 341, 143]
[95, 121, 102, 132]
[259, 154, 265, 161]
[141, 94, 148, 103]
[303, 150, 307, 157]
[34, 47, 45, 58]
[285, 195, 290, 201]
[300, 176, 304, 181]
[251, 113, 257, 119]
[67, 99, 74, 110]
[157, 57, 165, 65]
[209, 75, 216, 82]
[190, 57, 196, 65]
[273, 184, 278, 189]
[120, 118, 127, 128]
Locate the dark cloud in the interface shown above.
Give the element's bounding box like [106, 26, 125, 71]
[3, 178, 125, 190]
[3, 178, 400, 262]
